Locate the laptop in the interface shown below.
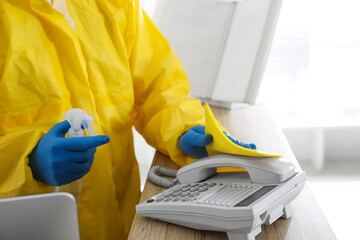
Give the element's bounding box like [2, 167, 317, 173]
[0, 192, 80, 240]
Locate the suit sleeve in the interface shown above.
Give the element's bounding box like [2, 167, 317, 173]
[0, 1, 57, 196]
[126, 1, 205, 167]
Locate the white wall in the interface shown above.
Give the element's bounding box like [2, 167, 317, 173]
[132, 128, 155, 190]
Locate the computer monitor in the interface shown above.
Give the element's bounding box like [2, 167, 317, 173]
[0, 192, 79, 240]
[153, 0, 282, 108]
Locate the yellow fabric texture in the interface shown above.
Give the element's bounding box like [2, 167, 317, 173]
[204, 103, 282, 172]
[0, 0, 204, 239]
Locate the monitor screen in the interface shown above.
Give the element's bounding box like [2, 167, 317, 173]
[153, 0, 282, 106]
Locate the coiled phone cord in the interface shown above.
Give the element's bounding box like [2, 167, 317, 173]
[148, 166, 179, 188]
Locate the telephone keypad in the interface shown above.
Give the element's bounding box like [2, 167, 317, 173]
[148, 182, 264, 208]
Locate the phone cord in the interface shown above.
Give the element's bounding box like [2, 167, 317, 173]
[148, 166, 179, 188]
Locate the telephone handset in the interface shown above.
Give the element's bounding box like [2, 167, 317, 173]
[177, 154, 295, 184]
[137, 154, 306, 240]
[147, 154, 295, 189]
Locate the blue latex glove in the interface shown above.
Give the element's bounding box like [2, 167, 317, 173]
[29, 120, 110, 186]
[222, 131, 257, 150]
[179, 126, 257, 159]
[178, 126, 213, 159]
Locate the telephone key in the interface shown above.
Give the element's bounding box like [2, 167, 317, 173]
[189, 187, 199, 192]
[181, 192, 190, 197]
[181, 184, 191, 188]
[199, 187, 208, 192]
[199, 183, 208, 187]
[173, 197, 181, 202]
[181, 187, 190, 192]
[173, 188, 182, 193]
[190, 192, 200, 197]
[146, 199, 154, 203]
[164, 198, 172, 202]
[190, 183, 199, 187]
[162, 188, 173, 194]
[163, 193, 172, 198]
[172, 192, 181, 197]
[208, 183, 216, 187]
[182, 198, 190, 202]
[155, 198, 164, 202]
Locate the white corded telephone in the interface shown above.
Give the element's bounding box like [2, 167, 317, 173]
[136, 154, 306, 240]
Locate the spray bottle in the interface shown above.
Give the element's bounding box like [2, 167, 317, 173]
[55, 108, 96, 202]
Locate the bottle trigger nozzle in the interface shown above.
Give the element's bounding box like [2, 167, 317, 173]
[64, 108, 95, 138]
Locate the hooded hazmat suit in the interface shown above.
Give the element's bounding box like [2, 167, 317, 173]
[0, 0, 205, 239]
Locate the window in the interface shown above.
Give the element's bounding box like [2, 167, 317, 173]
[258, 0, 360, 127]
[143, 0, 360, 128]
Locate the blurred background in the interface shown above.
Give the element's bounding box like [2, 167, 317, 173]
[134, 0, 360, 239]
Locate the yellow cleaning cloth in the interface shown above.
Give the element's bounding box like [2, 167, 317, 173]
[204, 103, 282, 158]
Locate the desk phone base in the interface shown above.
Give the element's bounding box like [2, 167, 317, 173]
[136, 171, 306, 240]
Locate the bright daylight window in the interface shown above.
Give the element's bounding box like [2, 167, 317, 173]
[258, 0, 360, 128]
[142, 0, 360, 129]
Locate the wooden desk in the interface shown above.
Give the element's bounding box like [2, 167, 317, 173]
[128, 104, 336, 240]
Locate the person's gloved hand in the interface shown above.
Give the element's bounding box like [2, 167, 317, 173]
[179, 126, 257, 159]
[178, 126, 213, 159]
[29, 120, 110, 186]
[222, 131, 257, 150]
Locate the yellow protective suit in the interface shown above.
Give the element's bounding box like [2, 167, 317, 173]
[0, 0, 205, 239]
